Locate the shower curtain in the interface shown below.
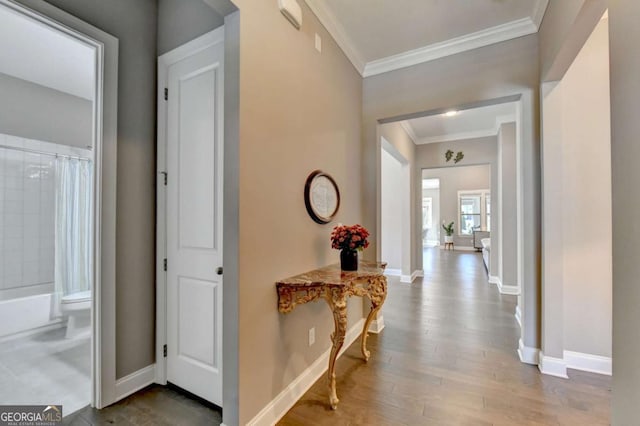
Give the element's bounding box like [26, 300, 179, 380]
[53, 157, 93, 317]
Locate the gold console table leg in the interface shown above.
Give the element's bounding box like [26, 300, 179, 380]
[325, 289, 347, 410]
[360, 277, 387, 361]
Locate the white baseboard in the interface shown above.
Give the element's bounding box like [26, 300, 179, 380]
[517, 338, 539, 365]
[515, 305, 522, 327]
[538, 351, 568, 378]
[400, 270, 423, 283]
[488, 275, 520, 295]
[247, 318, 366, 426]
[368, 315, 385, 334]
[384, 268, 401, 277]
[497, 281, 520, 295]
[115, 364, 156, 401]
[564, 350, 612, 376]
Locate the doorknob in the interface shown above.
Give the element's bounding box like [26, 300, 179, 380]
[216, 267, 223, 275]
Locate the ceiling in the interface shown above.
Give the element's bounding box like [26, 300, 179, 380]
[402, 102, 517, 145]
[0, 5, 95, 100]
[304, 0, 549, 76]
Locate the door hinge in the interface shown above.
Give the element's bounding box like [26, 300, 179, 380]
[163, 258, 167, 271]
[163, 344, 167, 357]
[161, 171, 167, 186]
[164, 87, 168, 101]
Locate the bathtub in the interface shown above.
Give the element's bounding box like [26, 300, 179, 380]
[0, 284, 63, 339]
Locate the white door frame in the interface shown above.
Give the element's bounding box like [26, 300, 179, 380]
[3, 0, 119, 408]
[155, 27, 225, 386]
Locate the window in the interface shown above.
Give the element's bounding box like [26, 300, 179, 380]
[458, 190, 490, 235]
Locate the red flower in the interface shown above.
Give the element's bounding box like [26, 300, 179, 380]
[330, 224, 370, 251]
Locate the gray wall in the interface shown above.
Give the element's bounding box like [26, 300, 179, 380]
[0, 72, 92, 148]
[422, 165, 491, 248]
[499, 123, 517, 288]
[157, 0, 224, 56]
[28, 0, 159, 379]
[609, 1, 640, 422]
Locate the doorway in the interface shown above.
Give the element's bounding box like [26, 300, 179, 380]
[0, 0, 118, 414]
[156, 28, 225, 406]
[422, 178, 440, 247]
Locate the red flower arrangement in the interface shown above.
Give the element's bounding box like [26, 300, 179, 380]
[330, 224, 370, 251]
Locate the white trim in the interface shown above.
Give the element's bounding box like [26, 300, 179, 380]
[564, 350, 612, 376]
[247, 318, 366, 426]
[115, 364, 156, 401]
[400, 270, 423, 283]
[515, 305, 522, 327]
[399, 121, 418, 143]
[155, 27, 226, 390]
[303, 0, 366, 74]
[497, 281, 520, 295]
[517, 338, 539, 365]
[538, 351, 568, 378]
[532, 0, 550, 29]
[368, 315, 385, 334]
[416, 128, 498, 145]
[363, 18, 538, 77]
[384, 268, 401, 277]
[488, 275, 521, 295]
[2, 0, 120, 409]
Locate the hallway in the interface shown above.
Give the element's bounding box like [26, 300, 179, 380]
[280, 249, 610, 425]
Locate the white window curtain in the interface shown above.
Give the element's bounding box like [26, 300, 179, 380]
[52, 157, 92, 317]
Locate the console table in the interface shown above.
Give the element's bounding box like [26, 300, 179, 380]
[276, 261, 387, 410]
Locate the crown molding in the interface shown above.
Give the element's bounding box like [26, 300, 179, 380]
[363, 17, 538, 77]
[415, 128, 498, 145]
[303, 0, 366, 74]
[399, 121, 418, 143]
[532, 0, 550, 29]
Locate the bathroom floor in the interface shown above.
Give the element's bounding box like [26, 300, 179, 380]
[0, 327, 90, 415]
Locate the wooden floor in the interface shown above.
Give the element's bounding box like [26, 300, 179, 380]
[279, 248, 611, 425]
[62, 249, 610, 425]
[62, 384, 222, 425]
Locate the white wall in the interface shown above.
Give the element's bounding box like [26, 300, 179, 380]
[561, 17, 612, 358]
[381, 148, 404, 269]
[541, 17, 612, 367]
[422, 165, 491, 248]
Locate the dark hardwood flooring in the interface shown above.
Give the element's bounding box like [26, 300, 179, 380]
[63, 384, 222, 425]
[279, 248, 611, 425]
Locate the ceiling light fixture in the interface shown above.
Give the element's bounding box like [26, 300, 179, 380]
[444, 110, 458, 117]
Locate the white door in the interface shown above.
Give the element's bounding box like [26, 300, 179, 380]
[165, 32, 224, 405]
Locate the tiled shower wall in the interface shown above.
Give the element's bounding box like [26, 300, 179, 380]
[0, 134, 56, 297]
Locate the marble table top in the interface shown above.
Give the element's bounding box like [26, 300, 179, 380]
[276, 261, 387, 288]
